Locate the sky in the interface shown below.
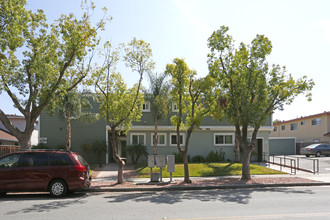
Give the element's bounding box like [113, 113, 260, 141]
[1, 0, 329, 121]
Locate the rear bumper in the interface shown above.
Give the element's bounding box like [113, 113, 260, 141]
[68, 177, 91, 190]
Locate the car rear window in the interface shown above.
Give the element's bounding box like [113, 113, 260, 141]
[49, 153, 73, 166]
[74, 154, 89, 167]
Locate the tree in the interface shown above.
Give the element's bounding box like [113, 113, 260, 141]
[165, 58, 212, 183]
[207, 26, 314, 180]
[95, 39, 154, 184]
[0, 0, 107, 149]
[144, 72, 170, 156]
[57, 91, 98, 151]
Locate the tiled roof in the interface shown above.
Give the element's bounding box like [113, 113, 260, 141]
[0, 128, 18, 142]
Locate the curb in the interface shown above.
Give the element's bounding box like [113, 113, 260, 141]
[81, 182, 330, 193]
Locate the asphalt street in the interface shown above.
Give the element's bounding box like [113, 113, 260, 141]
[1, 186, 330, 220]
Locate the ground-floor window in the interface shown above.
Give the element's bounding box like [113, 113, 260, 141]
[214, 133, 234, 146]
[151, 133, 166, 146]
[130, 133, 146, 145]
[170, 133, 185, 146]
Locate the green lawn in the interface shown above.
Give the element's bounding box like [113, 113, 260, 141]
[136, 163, 285, 178]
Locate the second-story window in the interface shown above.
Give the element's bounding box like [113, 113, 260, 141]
[290, 123, 298, 130]
[311, 118, 321, 126]
[281, 125, 285, 130]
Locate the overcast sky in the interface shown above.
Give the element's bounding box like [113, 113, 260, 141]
[1, 0, 329, 121]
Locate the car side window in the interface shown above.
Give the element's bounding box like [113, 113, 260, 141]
[49, 153, 72, 166]
[0, 154, 20, 168]
[19, 153, 34, 167]
[33, 153, 49, 166]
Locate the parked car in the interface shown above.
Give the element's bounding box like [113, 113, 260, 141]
[300, 143, 330, 157]
[0, 150, 91, 197]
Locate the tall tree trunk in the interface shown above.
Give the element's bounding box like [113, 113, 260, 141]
[66, 111, 71, 151]
[234, 131, 240, 162]
[153, 119, 158, 155]
[183, 151, 191, 183]
[241, 148, 253, 181]
[110, 127, 125, 184]
[18, 132, 32, 150]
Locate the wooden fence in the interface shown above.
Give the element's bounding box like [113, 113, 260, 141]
[0, 146, 21, 157]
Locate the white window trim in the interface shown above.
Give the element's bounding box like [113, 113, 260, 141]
[170, 133, 185, 146]
[172, 103, 178, 112]
[150, 133, 167, 146]
[214, 133, 234, 146]
[130, 133, 146, 145]
[142, 102, 150, 112]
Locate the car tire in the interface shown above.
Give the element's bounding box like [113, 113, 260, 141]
[316, 152, 321, 157]
[49, 180, 68, 197]
[305, 155, 310, 157]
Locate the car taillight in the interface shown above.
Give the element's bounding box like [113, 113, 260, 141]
[308, 149, 312, 151]
[74, 165, 86, 172]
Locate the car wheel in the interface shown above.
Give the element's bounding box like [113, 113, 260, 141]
[49, 180, 68, 197]
[316, 152, 321, 157]
[305, 155, 310, 157]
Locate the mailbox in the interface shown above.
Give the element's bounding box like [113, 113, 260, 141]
[155, 155, 166, 167]
[148, 155, 155, 168]
[167, 155, 175, 173]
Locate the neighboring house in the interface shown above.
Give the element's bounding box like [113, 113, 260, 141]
[0, 114, 39, 146]
[0, 128, 19, 146]
[270, 111, 330, 151]
[39, 101, 273, 165]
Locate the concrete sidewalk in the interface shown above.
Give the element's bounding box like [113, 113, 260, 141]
[87, 163, 330, 192]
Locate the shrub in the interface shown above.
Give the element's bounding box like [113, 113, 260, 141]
[173, 152, 190, 163]
[206, 149, 226, 162]
[126, 144, 148, 164]
[191, 155, 205, 163]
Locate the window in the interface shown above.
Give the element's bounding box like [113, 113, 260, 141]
[131, 133, 146, 145]
[49, 153, 72, 166]
[281, 125, 285, 130]
[170, 133, 185, 146]
[151, 133, 166, 146]
[301, 121, 306, 125]
[172, 103, 178, 112]
[273, 127, 277, 132]
[214, 133, 234, 146]
[311, 118, 321, 125]
[290, 123, 298, 131]
[0, 154, 20, 168]
[142, 102, 150, 112]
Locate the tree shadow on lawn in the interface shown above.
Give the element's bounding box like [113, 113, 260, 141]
[199, 163, 241, 177]
[104, 187, 315, 205]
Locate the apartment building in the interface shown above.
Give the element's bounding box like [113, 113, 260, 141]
[270, 111, 330, 148]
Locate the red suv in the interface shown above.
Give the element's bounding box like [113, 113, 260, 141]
[0, 150, 91, 197]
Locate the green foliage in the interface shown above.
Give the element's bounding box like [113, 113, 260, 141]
[80, 141, 106, 167]
[207, 26, 314, 180]
[0, 0, 108, 149]
[173, 151, 184, 163]
[191, 155, 205, 163]
[126, 144, 148, 164]
[206, 149, 226, 162]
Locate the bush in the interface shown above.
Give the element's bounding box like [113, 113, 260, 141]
[173, 152, 190, 163]
[191, 155, 205, 163]
[126, 144, 148, 164]
[206, 149, 225, 162]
